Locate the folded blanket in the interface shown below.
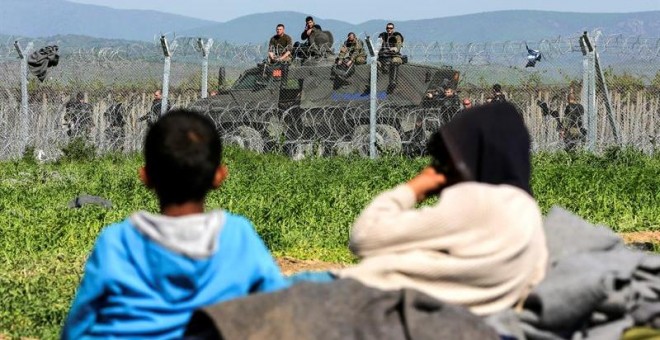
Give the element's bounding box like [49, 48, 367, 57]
[488, 206, 660, 340]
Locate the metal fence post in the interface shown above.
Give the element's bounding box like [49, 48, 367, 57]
[591, 31, 620, 146]
[160, 36, 171, 116]
[14, 41, 33, 154]
[366, 36, 378, 159]
[580, 33, 597, 151]
[198, 38, 213, 99]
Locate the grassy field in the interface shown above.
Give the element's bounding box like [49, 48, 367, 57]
[1, 147, 659, 338]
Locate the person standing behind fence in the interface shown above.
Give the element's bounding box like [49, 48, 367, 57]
[103, 94, 126, 151]
[64, 92, 94, 139]
[562, 93, 586, 151]
[492, 84, 506, 102]
[439, 86, 461, 122]
[61, 109, 287, 339]
[462, 98, 473, 110]
[268, 24, 293, 63]
[140, 90, 170, 126]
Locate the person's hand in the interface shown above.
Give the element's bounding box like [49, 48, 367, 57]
[406, 167, 447, 202]
[306, 28, 313, 36]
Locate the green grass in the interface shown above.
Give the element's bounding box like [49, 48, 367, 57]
[1, 147, 659, 338]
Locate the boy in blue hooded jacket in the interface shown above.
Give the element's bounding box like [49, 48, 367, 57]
[62, 109, 287, 339]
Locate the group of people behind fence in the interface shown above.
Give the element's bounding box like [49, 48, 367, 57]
[55, 88, 636, 340]
[59, 89, 171, 150]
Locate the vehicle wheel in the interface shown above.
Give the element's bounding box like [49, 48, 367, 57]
[226, 126, 265, 153]
[351, 124, 402, 156]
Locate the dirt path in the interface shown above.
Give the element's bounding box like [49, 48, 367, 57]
[620, 231, 660, 244]
[276, 256, 347, 275]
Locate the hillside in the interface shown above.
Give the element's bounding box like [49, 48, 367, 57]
[1, 1, 658, 43]
[0, 0, 215, 41]
[185, 10, 660, 43]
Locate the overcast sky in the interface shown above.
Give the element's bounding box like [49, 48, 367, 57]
[67, 0, 660, 24]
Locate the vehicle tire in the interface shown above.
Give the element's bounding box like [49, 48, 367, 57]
[351, 124, 402, 156]
[226, 125, 265, 153]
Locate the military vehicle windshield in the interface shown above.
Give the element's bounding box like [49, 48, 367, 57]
[232, 70, 263, 90]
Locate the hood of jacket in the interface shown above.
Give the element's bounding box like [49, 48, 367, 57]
[432, 102, 533, 196]
[126, 210, 225, 302]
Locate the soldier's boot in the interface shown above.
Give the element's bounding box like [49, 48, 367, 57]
[387, 64, 399, 93]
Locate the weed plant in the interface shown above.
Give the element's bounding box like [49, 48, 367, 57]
[0, 148, 658, 338]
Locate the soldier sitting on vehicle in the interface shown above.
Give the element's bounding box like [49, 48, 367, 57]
[268, 24, 293, 64]
[294, 17, 334, 61]
[336, 32, 367, 68]
[378, 23, 405, 92]
[300, 16, 321, 46]
[331, 32, 367, 85]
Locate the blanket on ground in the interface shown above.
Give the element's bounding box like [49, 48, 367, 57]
[184, 278, 498, 340]
[487, 206, 660, 340]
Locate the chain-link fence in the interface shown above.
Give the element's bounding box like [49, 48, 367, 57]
[1, 31, 658, 160]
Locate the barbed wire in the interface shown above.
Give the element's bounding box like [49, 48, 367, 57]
[0, 33, 658, 160]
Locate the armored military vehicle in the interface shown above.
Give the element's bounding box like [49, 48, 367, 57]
[189, 53, 459, 157]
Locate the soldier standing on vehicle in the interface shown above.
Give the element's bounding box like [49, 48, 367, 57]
[562, 93, 586, 151]
[64, 92, 94, 139]
[336, 32, 367, 67]
[268, 24, 293, 63]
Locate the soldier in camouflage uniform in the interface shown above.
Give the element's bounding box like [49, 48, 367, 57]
[562, 93, 586, 151]
[378, 23, 405, 92]
[268, 24, 293, 63]
[378, 23, 404, 65]
[439, 87, 462, 123]
[337, 32, 367, 67]
[64, 92, 94, 140]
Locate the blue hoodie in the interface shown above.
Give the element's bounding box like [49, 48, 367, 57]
[61, 210, 286, 339]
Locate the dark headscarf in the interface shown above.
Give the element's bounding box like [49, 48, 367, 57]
[428, 102, 532, 195]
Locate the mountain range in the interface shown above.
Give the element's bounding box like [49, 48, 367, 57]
[1, 0, 659, 44]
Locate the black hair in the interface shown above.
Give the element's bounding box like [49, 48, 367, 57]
[386, 22, 395, 28]
[306, 16, 314, 22]
[76, 92, 85, 101]
[143, 109, 222, 206]
[277, 23, 285, 28]
[493, 83, 502, 92]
